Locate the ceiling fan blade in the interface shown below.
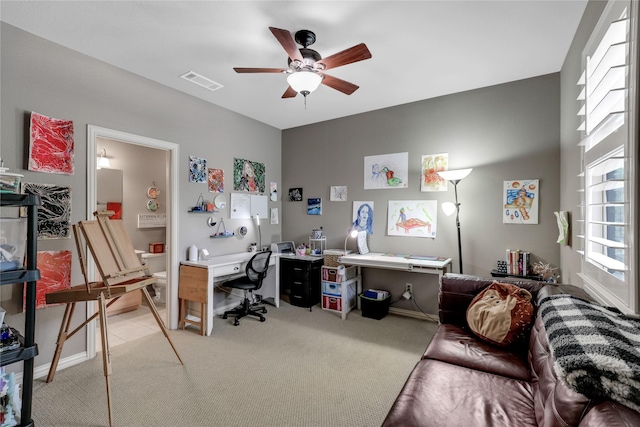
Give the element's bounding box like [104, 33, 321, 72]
[321, 74, 359, 95]
[269, 27, 304, 63]
[316, 43, 372, 70]
[234, 67, 288, 73]
[282, 86, 298, 98]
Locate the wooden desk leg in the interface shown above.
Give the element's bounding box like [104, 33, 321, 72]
[141, 287, 184, 365]
[97, 292, 114, 427]
[179, 298, 186, 330]
[46, 302, 76, 383]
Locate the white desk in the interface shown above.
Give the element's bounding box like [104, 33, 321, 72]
[337, 253, 452, 277]
[337, 253, 451, 314]
[180, 252, 280, 336]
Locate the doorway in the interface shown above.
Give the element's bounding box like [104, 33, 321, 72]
[86, 126, 179, 359]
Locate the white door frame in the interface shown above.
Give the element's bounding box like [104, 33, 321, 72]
[86, 125, 179, 359]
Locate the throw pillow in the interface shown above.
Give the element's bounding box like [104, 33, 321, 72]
[466, 281, 534, 347]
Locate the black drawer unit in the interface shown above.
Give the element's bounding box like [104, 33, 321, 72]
[280, 257, 323, 310]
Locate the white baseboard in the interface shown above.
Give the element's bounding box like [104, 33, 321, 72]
[13, 351, 90, 383]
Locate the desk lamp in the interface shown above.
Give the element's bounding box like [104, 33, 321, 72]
[437, 168, 473, 274]
[344, 229, 358, 255]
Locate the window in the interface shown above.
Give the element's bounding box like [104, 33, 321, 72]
[577, 0, 638, 315]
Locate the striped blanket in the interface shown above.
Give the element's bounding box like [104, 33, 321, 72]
[539, 295, 640, 412]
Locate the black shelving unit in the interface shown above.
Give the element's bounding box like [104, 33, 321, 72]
[490, 269, 542, 281]
[1, 193, 40, 427]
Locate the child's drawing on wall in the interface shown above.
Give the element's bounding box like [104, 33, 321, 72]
[421, 153, 448, 192]
[364, 152, 408, 189]
[387, 200, 437, 238]
[503, 179, 539, 224]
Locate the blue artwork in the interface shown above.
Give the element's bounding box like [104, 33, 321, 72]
[307, 198, 322, 215]
[189, 156, 207, 183]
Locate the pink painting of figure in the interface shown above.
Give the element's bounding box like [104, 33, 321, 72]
[24, 250, 72, 310]
[29, 112, 75, 175]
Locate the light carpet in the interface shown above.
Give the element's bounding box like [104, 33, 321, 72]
[32, 301, 438, 427]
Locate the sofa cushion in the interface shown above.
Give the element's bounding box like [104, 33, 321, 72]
[423, 324, 531, 381]
[381, 359, 537, 427]
[466, 281, 534, 347]
[578, 402, 640, 426]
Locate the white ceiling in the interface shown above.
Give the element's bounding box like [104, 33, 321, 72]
[1, 1, 588, 130]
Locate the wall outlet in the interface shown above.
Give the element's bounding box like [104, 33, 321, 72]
[405, 283, 413, 294]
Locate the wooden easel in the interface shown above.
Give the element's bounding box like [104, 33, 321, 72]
[45, 211, 183, 427]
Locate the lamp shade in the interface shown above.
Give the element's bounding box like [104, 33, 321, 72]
[287, 71, 323, 95]
[442, 202, 456, 216]
[437, 168, 473, 182]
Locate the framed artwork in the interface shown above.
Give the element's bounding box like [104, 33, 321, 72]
[233, 158, 265, 193]
[289, 187, 303, 201]
[28, 112, 75, 175]
[503, 179, 539, 224]
[21, 182, 72, 239]
[387, 200, 438, 238]
[352, 201, 374, 235]
[421, 153, 448, 192]
[270, 182, 278, 201]
[330, 186, 348, 201]
[25, 250, 72, 310]
[307, 198, 322, 215]
[364, 152, 408, 189]
[189, 156, 207, 183]
[208, 168, 224, 192]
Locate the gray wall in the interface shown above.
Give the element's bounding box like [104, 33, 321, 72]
[1, 23, 281, 370]
[282, 74, 562, 313]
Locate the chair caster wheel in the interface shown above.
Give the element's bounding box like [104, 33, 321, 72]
[262, 308, 267, 314]
[222, 314, 228, 319]
[260, 317, 266, 322]
[233, 320, 239, 326]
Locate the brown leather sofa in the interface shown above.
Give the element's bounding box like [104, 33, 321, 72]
[381, 274, 640, 427]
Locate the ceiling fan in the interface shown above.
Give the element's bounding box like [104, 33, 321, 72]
[234, 27, 372, 99]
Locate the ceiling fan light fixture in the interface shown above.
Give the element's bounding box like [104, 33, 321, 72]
[287, 71, 322, 96]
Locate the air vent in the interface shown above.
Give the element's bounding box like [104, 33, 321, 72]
[180, 71, 224, 92]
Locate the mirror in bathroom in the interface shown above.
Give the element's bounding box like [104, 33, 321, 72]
[97, 168, 123, 217]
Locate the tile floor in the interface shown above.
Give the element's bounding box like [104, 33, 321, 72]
[96, 303, 167, 352]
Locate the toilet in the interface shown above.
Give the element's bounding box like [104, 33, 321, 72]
[152, 271, 167, 304]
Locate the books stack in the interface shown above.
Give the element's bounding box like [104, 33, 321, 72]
[505, 249, 531, 276]
[364, 289, 390, 300]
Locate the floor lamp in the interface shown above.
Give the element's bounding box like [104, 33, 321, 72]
[437, 168, 473, 274]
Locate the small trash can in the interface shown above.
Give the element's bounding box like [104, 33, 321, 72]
[359, 293, 391, 320]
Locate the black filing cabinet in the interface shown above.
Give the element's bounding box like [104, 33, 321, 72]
[280, 257, 323, 310]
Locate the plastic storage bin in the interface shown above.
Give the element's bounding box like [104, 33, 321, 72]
[0, 218, 27, 271]
[359, 293, 391, 320]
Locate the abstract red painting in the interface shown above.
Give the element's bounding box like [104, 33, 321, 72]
[24, 250, 72, 310]
[28, 112, 75, 175]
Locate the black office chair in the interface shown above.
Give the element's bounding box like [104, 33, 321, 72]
[222, 250, 272, 326]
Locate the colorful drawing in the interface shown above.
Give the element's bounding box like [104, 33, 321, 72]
[289, 187, 303, 201]
[233, 158, 265, 193]
[25, 250, 72, 310]
[503, 179, 539, 224]
[352, 201, 374, 235]
[330, 186, 348, 201]
[307, 198, 322, 215]
[208, 168, 224, 192]
[21, 182, 72, 239]
[28, 112, 75, 175]
[364, 152, 409, 189]
[421, 153, 448, 192]
[189, 156, 207, 183]
[388, 200, 438, 238]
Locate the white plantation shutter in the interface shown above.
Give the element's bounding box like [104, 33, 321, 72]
[576, 0, 638, 314]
